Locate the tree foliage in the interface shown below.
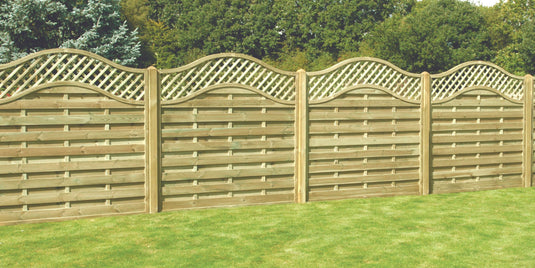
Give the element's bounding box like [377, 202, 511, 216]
[133, 0, 413, 69]
[360, 0, 493, 73]
[0, 0, 140, 66]
[5, 0, 535, 73]
[487, 0, 535, 75]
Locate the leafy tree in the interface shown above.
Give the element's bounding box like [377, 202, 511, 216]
[144, 0, 282, 68]
[143, 0, 414, 69]
[0, 0, 140, 66]
[360, 0, 493, 73]
[487, 0, 535, 75]
[276, 0, 414, 57]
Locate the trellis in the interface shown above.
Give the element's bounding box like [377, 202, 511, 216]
[0, 49, 145, 101]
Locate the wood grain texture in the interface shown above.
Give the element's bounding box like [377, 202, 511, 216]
[307, 87, 421, 201]
[0, 84, 146, 224]
[420, 72, 431, 195]
[523, 75, 533, 187]
[145, 66, 161, 213]
[159, 86, 296, 211]
[431, 89, 524, 194]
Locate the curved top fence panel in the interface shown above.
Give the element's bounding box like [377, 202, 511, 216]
[430, 62, 524, 102]
[307, 58, 421, 102]
[0, 49, 146, 102]
[160, 53, 296, 102]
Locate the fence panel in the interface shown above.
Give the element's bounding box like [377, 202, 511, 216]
[0, 50, 147, 224]
[430, 63, 525, 193]
[307, 88, 421, 200]
[158, 55, 296, 210]
[0, 84, 146, 224]
[306, 59, 422, 201]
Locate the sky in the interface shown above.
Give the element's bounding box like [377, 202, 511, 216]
[468, 0, 501, 6]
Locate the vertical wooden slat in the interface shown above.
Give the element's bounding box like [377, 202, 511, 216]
[523, 74, 533, 187]
[295, 69, 309, 203]
[145, 66, 161, 213]
[420, 72, 432, 195]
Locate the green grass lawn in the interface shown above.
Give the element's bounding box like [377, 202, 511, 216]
[1, 188, 535, 267]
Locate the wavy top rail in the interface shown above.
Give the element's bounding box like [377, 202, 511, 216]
[431, 62, 524, 101]
[0, 49, 146, 102]
[160, 53, 296, 102]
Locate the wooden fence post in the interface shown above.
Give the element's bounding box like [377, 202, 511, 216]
[420, 72, 432, 195]
[145, 66, 161, 213]
[523, 74, 533, 188]
[295, 69, 309, 203]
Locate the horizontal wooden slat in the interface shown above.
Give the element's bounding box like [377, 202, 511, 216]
[0, 130, 144, 142]
[432, 156, 521, 167]
[432, 111, 521, 119]
[0, 188, 145, 206]
[311, 99, 419, 107]
[309, 172, 420, 187]
[309, 148, 419, 161]
[432, 167, 521, 180]
[0, 203, 145, 224]
[432, 178, 522, 194]
[163, 180, 294, 196]
[162, 139, 294, 152]
[161, 152, 293, 167]
[309, 160, 420, 174]
[432, 144, 522, 155]
[0, 173, 145, 190]
[162, 193, 294, 210]
[162, 113, 294, 123]
[309, 184, 419, 201]
[162, 166, 295, 182]
[0, 159, 145, 174]
[166, 99, 291, 108]
[310, 136, 420, 147]
[162, 126, 294, 138]
[432, 133, 522, 143]
[0, 100, 141, 110]
[432, 122, 522, 131]
[0, 115, 144, 126]
[309, 111, 420, 121]
[0, 144, 145, 158]
[309, 123, 420, 134]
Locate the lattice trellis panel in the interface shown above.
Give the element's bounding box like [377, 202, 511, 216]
[431, 63, 524, 101]
[160, 55, 296, 101]
[308, 59, 421, 101]
[0, 50, 145, 101]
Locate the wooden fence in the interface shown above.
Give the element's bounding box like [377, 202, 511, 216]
[0, 49, 532, 225]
